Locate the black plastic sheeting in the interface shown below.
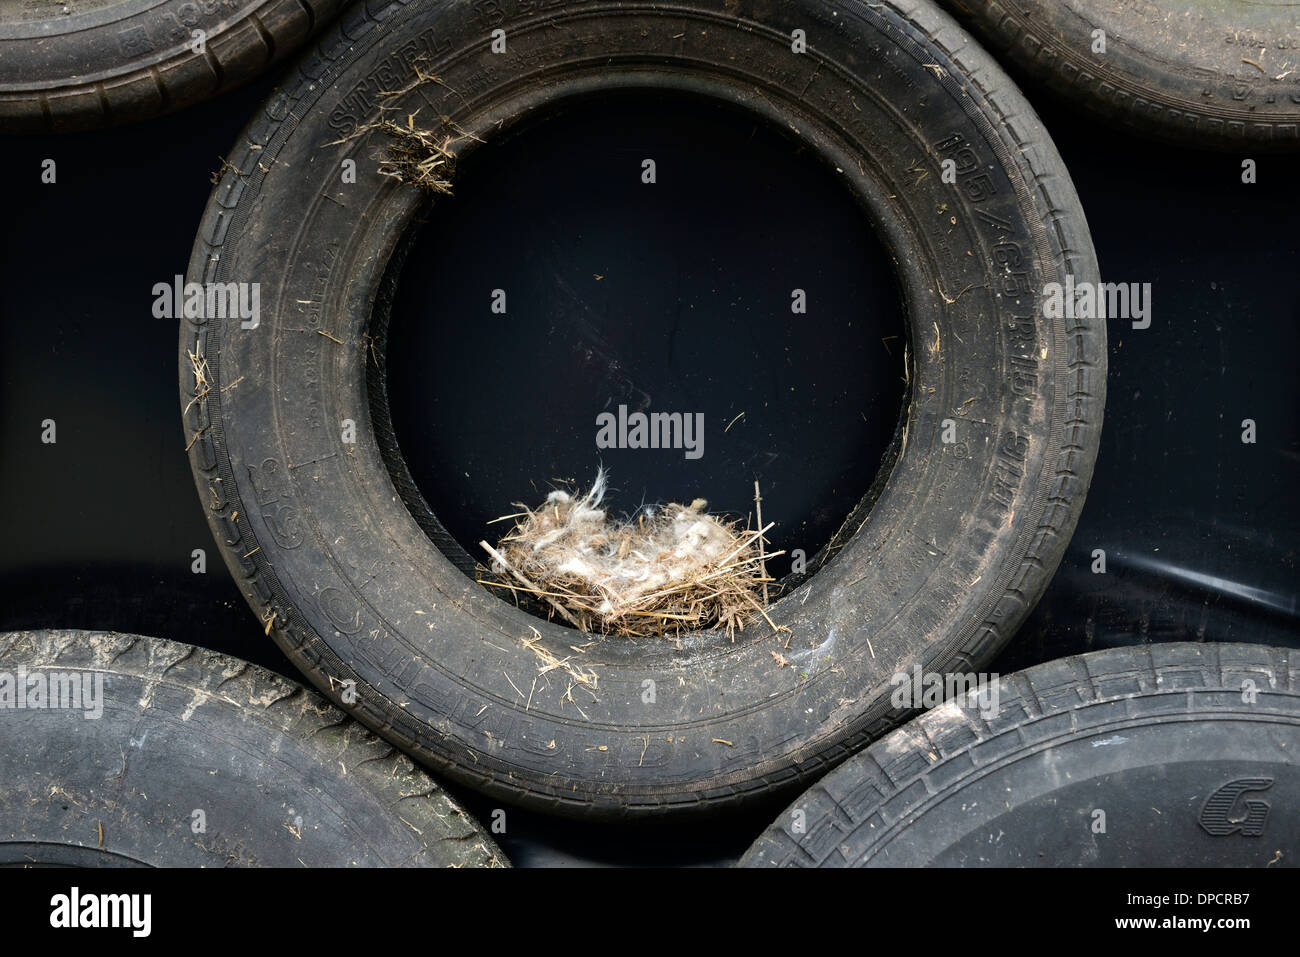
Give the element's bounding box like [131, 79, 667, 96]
[384, 91, 908, 575]
[1, 60, 1296, 867]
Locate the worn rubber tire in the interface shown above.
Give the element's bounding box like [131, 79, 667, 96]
[0, 0, 347, 132]
[941, 0, 1300, 150]
[181, 0, 1105, 818]
[0, 630, 505, 867]
[742, 642, 1300, 867]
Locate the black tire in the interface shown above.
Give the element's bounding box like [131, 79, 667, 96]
[181, 0, 1105, 818]
[941, 0, 1300, 150]
[0, 0, 347, 132]
[741, 642, 1300, 867]
[0, 630, 505, 867]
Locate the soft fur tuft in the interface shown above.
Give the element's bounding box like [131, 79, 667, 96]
[482, 470, 774, 638]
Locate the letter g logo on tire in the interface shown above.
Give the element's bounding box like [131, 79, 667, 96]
[1198, 778, 1273, 836]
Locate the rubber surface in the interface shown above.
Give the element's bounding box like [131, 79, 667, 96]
[942, 0, 1300, 150]
[0, 630, 505, 867]
[742, 642, 1300, 866]
[181, 0, 1105, 817]
[0, 0, 347, 131]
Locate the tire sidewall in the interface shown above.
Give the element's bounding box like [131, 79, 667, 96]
[184, 0, 1105, 813]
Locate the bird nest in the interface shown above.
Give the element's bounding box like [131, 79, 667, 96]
[478, 471, 780, 639]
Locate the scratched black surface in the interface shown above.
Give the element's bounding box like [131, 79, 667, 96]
[1, 52, 1297, 867]
[385, 90, 907, 573]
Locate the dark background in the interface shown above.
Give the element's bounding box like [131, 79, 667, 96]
[385, 90, 908, 574]
[2, 49, 1297, 866]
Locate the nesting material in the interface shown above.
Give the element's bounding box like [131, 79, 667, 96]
[368, 109, 465, 195]
[480, 471, 779, 638]
[331, 58, 479, 195]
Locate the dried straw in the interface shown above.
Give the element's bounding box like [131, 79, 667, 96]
[478, 470, 781, 639]
[327, 57, 481, 195]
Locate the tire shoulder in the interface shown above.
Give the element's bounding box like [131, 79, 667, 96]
[0, 629, 505, 867]
[742, 642, 1299, 866]
[0, 0, 347, 132]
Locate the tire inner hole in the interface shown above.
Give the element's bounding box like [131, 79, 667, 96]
[381, 90, 908, 627]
